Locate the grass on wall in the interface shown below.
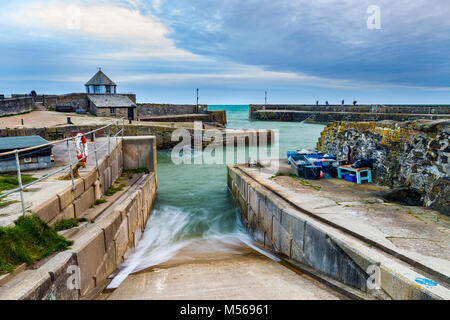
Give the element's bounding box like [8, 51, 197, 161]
[0, 215, 73, 275]
[54, 218, 88, 232]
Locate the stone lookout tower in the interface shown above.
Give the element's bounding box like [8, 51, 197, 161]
[85, 69, 117, 94]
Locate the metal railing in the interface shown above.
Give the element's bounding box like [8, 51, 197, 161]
[0, 118, 125, 217]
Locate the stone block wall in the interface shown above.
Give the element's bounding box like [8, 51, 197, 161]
[137, 103, 206, 117]
[250, 104, 450, 115]
[43, 93, 136, 113]
[317, 120, 449, 215]
[0, 136, 158, 300]
[0, 97, 34, 117]
[0, 173, 157, 300]
[30, 139, 124, 225]
[208, 110, 227, 125]
[95, 107, 137, 120]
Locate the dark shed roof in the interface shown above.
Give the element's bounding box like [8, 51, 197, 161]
[85, 70, 117, 86]
[0, 136, 50, 151]
[88, 95, 135, 108]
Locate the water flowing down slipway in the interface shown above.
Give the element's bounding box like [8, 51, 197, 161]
[108, 105, 325, 289]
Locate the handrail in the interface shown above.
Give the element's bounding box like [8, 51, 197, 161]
[0, 119, 124, 157]
[0, 118, 126, 217]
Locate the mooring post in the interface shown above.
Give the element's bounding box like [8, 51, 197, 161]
[66, 140, 75, 190]
[15, 150, 26, 217]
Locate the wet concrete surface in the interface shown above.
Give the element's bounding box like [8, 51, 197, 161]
[101, 241, 346, 300]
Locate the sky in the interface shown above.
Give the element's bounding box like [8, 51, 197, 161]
[0, 0, 449, 104]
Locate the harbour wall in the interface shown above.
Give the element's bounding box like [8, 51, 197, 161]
[227, 164, 448, 300]
[0, 123, 271, 150]
[249, 105, 450, 123]
[137, 103, 206, 116]
[317, 120, 449, 215]
[0, 97, 34, 117]
[137, 104, 227, 125]
[139, 110, 227, 126]
[0, 136, 158, 299]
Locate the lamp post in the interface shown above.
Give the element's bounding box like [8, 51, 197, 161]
[196, 88, 199, 113]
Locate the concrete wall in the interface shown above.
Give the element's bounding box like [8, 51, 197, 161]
[227, 165, 447, 300]
[122, 136, 157, 174]
[317, 120, 449, 215]
[0, 97, 34, 117]
[0, 136, 158, 300]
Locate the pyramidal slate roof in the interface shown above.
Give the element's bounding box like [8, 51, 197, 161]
[85, 70, 117, 86]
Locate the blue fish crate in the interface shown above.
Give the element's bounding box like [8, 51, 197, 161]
[344, 174, 357, 183]
[287, 151, 298, 164]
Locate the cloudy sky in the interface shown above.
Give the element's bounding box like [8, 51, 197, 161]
[0, 0, 449, 104]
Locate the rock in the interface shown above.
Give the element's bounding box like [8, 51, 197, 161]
[317, 120, 449, 215]
[382, 187, 423, 206]
[426, 177, 450, 216]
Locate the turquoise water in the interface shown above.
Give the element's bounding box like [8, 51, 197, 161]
[154, 105, 325, 237]
[108, 105, 325, 287]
